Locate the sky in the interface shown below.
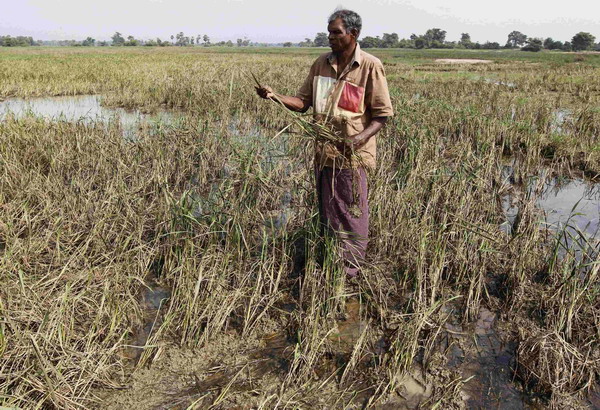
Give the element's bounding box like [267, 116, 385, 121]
[1, 0, 599, 44]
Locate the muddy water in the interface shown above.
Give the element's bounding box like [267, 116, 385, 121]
[445, 308, 599, 409]
[190, 116, 295, 235]
[550, 108, 573, 135]
[161, 301, 530, 408]
[441, 308, 530, 408]
[0, 95, 181, 139]
[502, 165, 600, 242]
[125, 284, 171, 363]
[106, 292, 598, 409]
[537, 178, 600, 238]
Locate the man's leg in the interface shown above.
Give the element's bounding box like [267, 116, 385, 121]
[318, 167, 369, 277]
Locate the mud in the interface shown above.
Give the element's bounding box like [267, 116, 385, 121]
[99, 298, 547, 409]
[100, 331, 275, 409]
[99, 300, 386, 408]
[441, 308, 531, 408]
[102, 222, 596, 409]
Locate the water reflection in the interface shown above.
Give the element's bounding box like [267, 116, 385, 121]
[503, 166, 600, 240]
[550, 108, 572, 135]
[0, 95, 181, 139]
[125, 284, 170, 363]
[484, 77, 516, 88]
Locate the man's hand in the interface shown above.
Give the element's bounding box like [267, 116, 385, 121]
[254, 85, 310, 113]
[335, 133, 368, 152]
[255, 85, 275, 100]
[335, 117, 388, 152]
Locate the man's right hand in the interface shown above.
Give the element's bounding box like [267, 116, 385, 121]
[255, 85, 275, 100]
[254, 86, 308, 113]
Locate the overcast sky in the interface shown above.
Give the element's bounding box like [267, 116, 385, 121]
[1, 0, 599, 44]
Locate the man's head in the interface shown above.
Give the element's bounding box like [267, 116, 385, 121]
[327, 9, 361, 54]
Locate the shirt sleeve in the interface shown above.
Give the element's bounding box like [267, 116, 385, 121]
[295, 60, 317, 108]
[365, 62, 393, 117]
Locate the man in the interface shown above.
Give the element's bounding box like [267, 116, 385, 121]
[256, 9, 393, 276]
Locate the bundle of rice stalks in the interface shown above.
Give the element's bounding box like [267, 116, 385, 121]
[251, 71, 367, 215]
[516, 328, 599, 396]
[250, 71, 363, 162]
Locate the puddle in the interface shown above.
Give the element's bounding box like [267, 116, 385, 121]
[185, 117, 296, 235]
[484, 78, 516, 88]
[261, 191, 293, 236]
[227, 116, 293, 171]
[435, 59, 492, 64]
[0, 95, 181, 139]
[124, 283, 171, 363]
[227, 115, 262, 140]
[442, 306, 600, 408]
[328, 299, 368, 352]
[502, 165, 600, 245]
[550, 108, 573, 135]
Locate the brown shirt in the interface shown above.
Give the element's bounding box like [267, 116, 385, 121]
[296, 43, 394, 169]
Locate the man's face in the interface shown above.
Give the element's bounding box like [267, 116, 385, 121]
[328, 18, 355, 53]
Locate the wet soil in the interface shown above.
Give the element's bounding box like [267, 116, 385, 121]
[15, 94, 594, 407]
[100, 296, 585, 409]
[441, 308, 531, 408]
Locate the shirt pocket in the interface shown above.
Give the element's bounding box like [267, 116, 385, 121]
[337, 81, 364, 113]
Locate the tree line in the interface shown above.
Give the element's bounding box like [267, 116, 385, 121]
[0, 32, 254, 48]
[109, 32, 253, 47]
[356, 30, 598, 52]
[288, 29, 598, 52]
[0, 36, 37, 47]
[1, 30, 598, 51]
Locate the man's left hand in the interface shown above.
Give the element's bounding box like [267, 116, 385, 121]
[336, 133, 368, 152]
[335, 117, 388, 153]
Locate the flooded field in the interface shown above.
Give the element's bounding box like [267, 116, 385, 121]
[0, 47, 599, 409]
[503, 165, 600, 239]
[0, 95, 181, 139]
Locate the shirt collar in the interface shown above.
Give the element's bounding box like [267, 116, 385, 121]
[327, 42, 362, 67]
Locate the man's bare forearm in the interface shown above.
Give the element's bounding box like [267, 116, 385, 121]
[271, 94, 310, 113]
[255, 85, 310, 113]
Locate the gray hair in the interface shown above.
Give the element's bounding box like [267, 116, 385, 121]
[328, 9, 362, 38]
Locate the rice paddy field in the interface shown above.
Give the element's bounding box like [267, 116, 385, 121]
[1, 46, 599, 409]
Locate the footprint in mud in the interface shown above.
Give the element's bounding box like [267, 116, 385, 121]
[375, 364, 434, 409]
[443, 308, 528, 409]
[328, 299, 369, 353]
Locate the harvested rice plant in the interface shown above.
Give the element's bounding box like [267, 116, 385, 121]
[0, 47, 599, 409]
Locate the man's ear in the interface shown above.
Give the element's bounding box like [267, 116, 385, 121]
[350, 28, 359, 39]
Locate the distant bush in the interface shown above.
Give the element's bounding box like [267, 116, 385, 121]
[522, 38, 543, 52]
[571, 32, 596, 51]
[482, 41, 501, 50]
